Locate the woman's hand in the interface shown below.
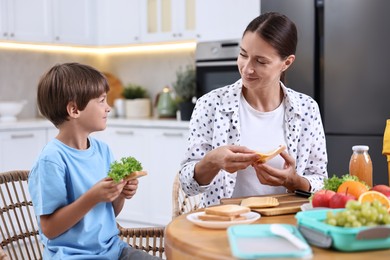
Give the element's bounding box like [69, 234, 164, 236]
[252, 151, 310, 191]
[194, 145, 260, 185]
[211, 145, 260, 173]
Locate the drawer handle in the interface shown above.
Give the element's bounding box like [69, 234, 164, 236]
[11, 134, 34, 139]
[115, 130, 135, 135]
[162, 133, 184, 137]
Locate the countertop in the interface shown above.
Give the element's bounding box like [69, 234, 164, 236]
[0, 117, 189, 131]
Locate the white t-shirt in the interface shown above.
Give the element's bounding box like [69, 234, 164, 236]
[232, 93, 288, 197]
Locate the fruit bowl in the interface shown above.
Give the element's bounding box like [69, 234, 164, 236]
[0, 100, 27, 122]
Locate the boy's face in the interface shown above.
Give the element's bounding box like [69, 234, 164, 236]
[79, 93, 111, 132]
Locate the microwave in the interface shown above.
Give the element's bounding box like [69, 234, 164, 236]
[195, 39, 241, 98]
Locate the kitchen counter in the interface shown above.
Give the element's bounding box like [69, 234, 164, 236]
[0, 117, 189, 131]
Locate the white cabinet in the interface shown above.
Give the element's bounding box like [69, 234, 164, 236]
[0, 129, 47, 172]
[0, 0, 260, 46]
[140, 0, 196, 43]
[98, 124, 188, 227]
[147, 128, 188, 225]
[0, 0, 52, 43]
[97, 126, 152, 226]
[196, 0, 261, 41]
[52, 0, 97, 45]
[97, 0, 141, 45]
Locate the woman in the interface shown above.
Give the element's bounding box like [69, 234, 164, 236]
[179, 12, 328, 207]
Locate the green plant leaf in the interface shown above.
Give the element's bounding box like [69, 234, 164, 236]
[122, 84, 148, 99]
[172, 65, 196, 102]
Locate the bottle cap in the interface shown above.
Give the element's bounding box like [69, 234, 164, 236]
[352, 145, 369, 151]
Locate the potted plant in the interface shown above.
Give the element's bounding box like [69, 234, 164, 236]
[122, 83, 151, 118]
[172, 65, 196, 121]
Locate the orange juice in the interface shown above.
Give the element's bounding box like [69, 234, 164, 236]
[349, 145, 373, 187]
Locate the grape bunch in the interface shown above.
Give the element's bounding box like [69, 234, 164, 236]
[325, 200, 390, 228]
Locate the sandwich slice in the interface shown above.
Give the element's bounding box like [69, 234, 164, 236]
[198, 204, 250, 221]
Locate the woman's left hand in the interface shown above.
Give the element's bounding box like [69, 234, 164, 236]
[252, 151, 304, 191]
[120, 178, 138, 199]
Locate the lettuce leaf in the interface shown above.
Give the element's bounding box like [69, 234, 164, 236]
[323, 174, 365, 191]
[108, 156, 143, 183]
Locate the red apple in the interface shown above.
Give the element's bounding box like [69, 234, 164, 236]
[370, 184, 390, 199]
[329, 192, 356, 209]
[312, 189, 336, 208]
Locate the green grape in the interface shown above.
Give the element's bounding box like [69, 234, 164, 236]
[326, 211, 335, 219]
[361, 208, 371, 218]
[383, 215, 390, 224]
[352, 221, 362, 228]
[347, 214, 357, 223]
[326, 218, 337, 226]
[346, 200, 361, 210]
[324, 200, 390, 228]
[336, 216, 346, 226]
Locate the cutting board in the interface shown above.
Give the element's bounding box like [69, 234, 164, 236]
[220, 193, 309, 216]
[103, 72, 124, 107]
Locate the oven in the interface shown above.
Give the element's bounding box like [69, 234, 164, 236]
[195, 39, 241, 98]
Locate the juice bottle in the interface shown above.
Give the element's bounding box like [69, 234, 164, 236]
[349, 145, 373, 186]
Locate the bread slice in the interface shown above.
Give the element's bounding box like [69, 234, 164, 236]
[125, 171, 147, 180]
[240, 197, 279, 208]
[198, 214, 246, 222]
[257, 145, 286, 163]
[204, 204, 250, 217]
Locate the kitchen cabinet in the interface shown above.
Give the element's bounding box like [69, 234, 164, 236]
[0, 0, 52, 43]
[0, 0, 260, 46]
[0, 128, 47, 172]
[52, 0, 97, 45]
[195, 0, 261, 41]
[97, 0, 141, 45]
[97, 124, 189, 227]
[140, 0, 196, 43]
[147, 128, 188, 225]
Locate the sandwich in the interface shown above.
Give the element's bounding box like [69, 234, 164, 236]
[199, 205, 250, 221]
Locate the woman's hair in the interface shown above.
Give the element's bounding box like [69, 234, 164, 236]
[37, 62, 109, 127]
[243, 12, 298, 82]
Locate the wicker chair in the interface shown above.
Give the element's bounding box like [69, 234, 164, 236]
[172, 172, 203, 218]
[0, 170, 165, 259]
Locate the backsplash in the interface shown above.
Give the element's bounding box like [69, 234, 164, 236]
[0, 47, 195, 119]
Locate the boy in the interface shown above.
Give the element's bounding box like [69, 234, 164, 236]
[28, 63, 158, 259]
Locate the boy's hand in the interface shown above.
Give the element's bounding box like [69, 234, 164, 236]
[120, 178, 138, 199]
[92, 177, 127, 203]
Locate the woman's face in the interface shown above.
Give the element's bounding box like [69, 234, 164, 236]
[237, 31, 294, 90]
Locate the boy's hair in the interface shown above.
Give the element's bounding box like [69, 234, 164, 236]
[37, 62, 110, 127]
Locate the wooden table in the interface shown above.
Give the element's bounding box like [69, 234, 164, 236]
[164, 212, 390, 260]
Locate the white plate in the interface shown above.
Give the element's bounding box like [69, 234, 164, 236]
[187, 211, 261, 229]
[300, 202, 329, 211]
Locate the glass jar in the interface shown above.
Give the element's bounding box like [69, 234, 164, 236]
[349, 145, 373, 186]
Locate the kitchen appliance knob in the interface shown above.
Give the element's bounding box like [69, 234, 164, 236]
[211, 47, 219, 55]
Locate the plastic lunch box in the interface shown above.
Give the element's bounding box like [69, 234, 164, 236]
[295, 209, 390, 251]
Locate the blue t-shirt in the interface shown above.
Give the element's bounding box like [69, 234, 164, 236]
[28, 137, 127, 259]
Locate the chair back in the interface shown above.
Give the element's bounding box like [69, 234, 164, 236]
[0, 170, 43, 260]
[0, 170, 166, 259]
[172, 173, 203, 218]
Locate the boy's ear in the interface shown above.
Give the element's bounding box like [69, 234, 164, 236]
[67, 101, 81, 118]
